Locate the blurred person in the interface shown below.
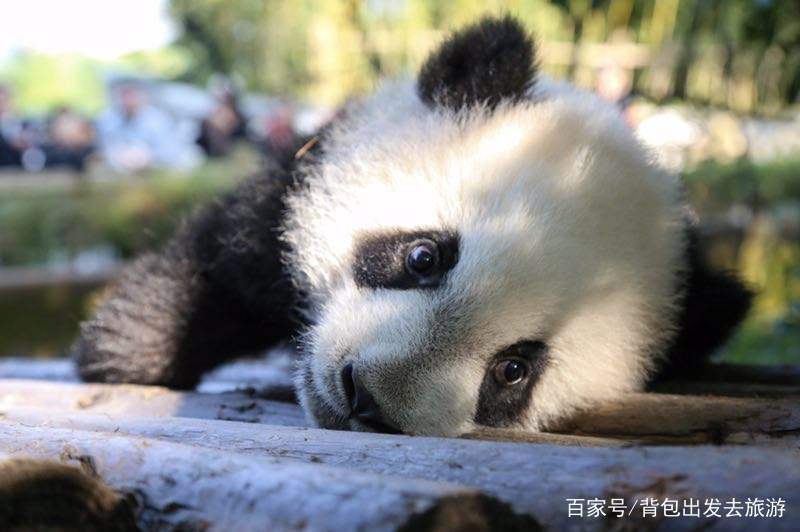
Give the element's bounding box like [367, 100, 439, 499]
[0, 84, 26, 167]
[197, 85, 247, 157]
[97, 82, 199, 173]
[260, 103, 298, 168]
[41, 106, 96, 171]
[596, 62, 633, 105]
[595, 60, 636, 126]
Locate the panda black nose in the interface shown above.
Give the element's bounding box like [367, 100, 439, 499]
[340, 362, 379, 419]
[340, 362, 400, 434]
[341, 363, 357, 407]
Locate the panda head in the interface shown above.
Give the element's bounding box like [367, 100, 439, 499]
[284, 16, 686, 436]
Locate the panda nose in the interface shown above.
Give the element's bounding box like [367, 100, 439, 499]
[340, 363, 400, 433]
[340, 362, 379, 419]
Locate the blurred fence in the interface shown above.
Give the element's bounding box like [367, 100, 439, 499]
[543, 41, 795, 115]
[309, 30, 798, 115]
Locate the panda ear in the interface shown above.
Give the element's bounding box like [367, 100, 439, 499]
[417, 15, 537, 112]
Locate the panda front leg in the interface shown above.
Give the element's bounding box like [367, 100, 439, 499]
[73, 246, 206, 388]
[73, 173, 301, 389]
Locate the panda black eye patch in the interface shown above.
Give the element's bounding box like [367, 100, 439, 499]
[352, 229, 460, 290]
[475, 340, 549, 427]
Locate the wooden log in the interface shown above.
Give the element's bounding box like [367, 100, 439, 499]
[1, 409, 798, 530]
[0, 358, 78, 382]
[2, 379, 798, 447]
[0, 378, 612, 447]
[196, 352, 297, 399]
[464, 426, 629, 447]
[0, 423, 539, 531]
[556, 393, 800, 446]
[0, 379, 308, 427]
[0, 355, 298, 396]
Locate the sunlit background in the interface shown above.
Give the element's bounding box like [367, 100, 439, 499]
[0, 0, 798, 365]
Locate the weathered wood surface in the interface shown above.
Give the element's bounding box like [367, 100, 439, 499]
[0, 379, 610, 447]
[2, 359, 799, 529]
[0, 356, 296, 394]
[0, 379, 307, 427]
[1, 378, 798, 447]
[557, 393, 800, 446]
[0, 423, 540, 531]
[2, 407, 798, 530]
[0, 358, 79, 382]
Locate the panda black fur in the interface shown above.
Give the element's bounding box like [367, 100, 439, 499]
[74, 16, 751, 436]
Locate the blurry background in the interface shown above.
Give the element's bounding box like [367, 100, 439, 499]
[0, 0, 797, 365]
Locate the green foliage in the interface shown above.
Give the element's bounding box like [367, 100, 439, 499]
[0, 160, 248, 268]
[4, 1, 797, 111]
[168, 0, 316, 95]
[723, 235, 800, 365]
[0, 154, 256, 357]
[165, 0, 568, 101]
[116, 48, 194, 81]
[0, 284, 96, 358]
[684, 156, 800, 211]
[722, 309, 800, 366]
[683, 156, 800, 365]
[0, 52, 106, 115]
[0, 47, 194, 116]
[163, 0, 800, 109]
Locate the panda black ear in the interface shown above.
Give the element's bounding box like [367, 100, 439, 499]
[417, 15, 537, 112]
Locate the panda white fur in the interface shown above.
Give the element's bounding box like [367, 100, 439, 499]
[74, 16, 751, 436]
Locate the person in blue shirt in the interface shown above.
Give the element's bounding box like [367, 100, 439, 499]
[97, 82, 200, 173]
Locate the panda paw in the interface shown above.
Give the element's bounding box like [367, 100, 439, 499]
[71, 253, 199, 389]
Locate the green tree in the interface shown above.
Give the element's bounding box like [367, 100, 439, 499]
[169, 0, 315, 95]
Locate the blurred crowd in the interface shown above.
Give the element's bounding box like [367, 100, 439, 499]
[0, 81, 302, 175]
[1, 85, 94, 172]
[3, 70, 796, 179]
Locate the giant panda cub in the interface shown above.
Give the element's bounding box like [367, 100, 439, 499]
[74, 16, 752, 436]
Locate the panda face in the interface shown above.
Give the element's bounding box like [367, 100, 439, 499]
[283, 17, 686, 436]
[286, 92, 686, 436]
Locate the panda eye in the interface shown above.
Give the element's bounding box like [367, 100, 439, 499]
[405, 239, 439, 278]
[492, 358, 530, 386]
[352, 230, 458, 290]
